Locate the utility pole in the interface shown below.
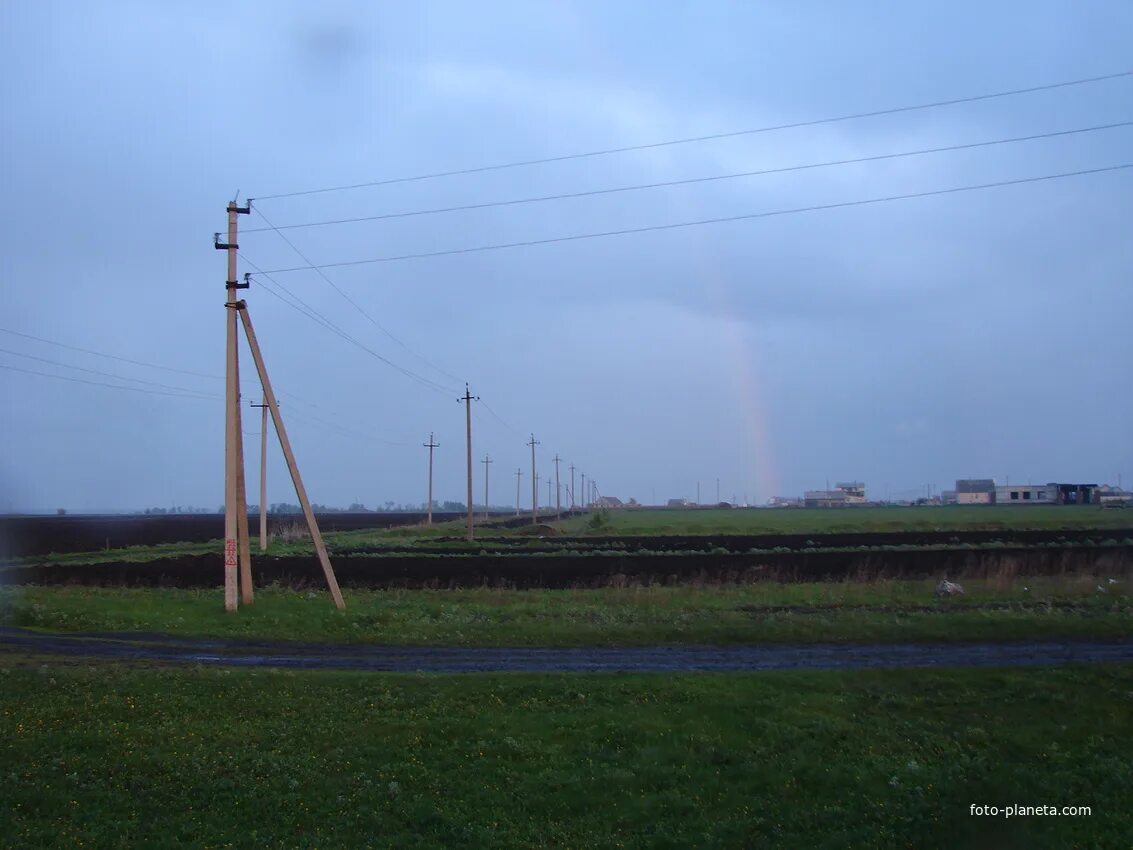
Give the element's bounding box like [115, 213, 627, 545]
[535, 474, 541, 511]
[581, 473, 586, 509]
[515, 467, 522, 516]
[459, 385, 478, 541]
[547, 476, 552, 509]
[251, 396, 269, 551]
[216, 199, 344, 610]
[216, 199, 252, 610]
[481, 454, 493, 520]
[569, 463, 576, 510]
[552, 455, 562, 518]
[527, 434, 539, 524]
[423, 432, 439, 524]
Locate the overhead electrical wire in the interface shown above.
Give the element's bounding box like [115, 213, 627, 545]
[252, 70, 1133, 200]
[0, 325, 395, 440]
[254, 163, 1133, 273]
[239, 254, 458, 396]
[0, 325, 319, 410]
[0, 363, 221, 400]
[251, 206, 464, 387]
[480, 398, 522, 436]
[0, 326, 222, 380]
[0, 347, 221, 398]
[244, 121, 1133, 233]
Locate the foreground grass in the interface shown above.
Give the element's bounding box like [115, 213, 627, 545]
[558, 505, 1133, 536]
[1, 662, 1130, 848]
[4, 577, 1130, 646]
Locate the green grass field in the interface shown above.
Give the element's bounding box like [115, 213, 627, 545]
[2, 661, 1129, 848]
[557, 505, 1133, 536]
[5, 576, 1130, 646]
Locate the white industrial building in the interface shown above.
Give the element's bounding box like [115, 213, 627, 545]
[955, 479, 996, 504]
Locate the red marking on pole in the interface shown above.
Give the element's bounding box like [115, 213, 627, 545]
[225, 538, 237, 567]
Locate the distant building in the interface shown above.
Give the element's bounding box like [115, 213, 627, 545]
[804, 490, 847, 508]
[956, 479, 996, 504]
[595, 496, 623, 509]
[767, 496, 802, 508]
[666, 498, 689, 508]
[940, 490, 959, 505]
[995, 483, 1099, 505]
[805, 482, 865, 507]
[1096, 485, 1132, 504]
[1051, 483, 1098, 505]
[996, 484, 1056, 505]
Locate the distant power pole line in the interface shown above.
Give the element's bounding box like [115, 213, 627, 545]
[569, 463, 576, 510]
[423, 432, 439, 525]
[514, 467, 522, 516]
[547, 476, 553, 508]
[250, 396, 270, 551]
[459, 385, 479, 541]
[481, 454, 493, 520]
[528, 434, 540, 524]
[552, 455, 562, 518]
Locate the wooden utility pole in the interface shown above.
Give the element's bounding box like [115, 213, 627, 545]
[423, 433, 438, 524]
[535, 474, 541, 511]
[216, 199, 251, 611]
[481, 454, 493, 520]
[581, 473, 586, 509]
[527, 434, 539, 524]
[237, 302, 345, 609]
[514, 467, 522, 516]
[569, 463, 576, 510]
[459, 386, 478, 541]
[552, 455, 562, 518]
[251, 396, 270, 551]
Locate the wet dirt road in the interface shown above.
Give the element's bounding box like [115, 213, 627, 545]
[2, 627, 1131, 672]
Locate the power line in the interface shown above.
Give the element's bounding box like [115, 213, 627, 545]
[0, 326, 221, 380]
[480, 398, 521, 436]
[244, 121, 1133, 233]
[252, 206, 464, 387]
[0, 347, 221, 398]
[255, 163, 1133, 273]
[252, 70, 1133, 200]
[240, 254, 457, 396]
[0, 325, 318, 409]
[0, 362, 221, 400]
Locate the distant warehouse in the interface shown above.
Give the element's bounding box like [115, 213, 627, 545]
[995, 483, 1098, 505]
[804, 482, 866, 507]
[955, 480, 996, 504]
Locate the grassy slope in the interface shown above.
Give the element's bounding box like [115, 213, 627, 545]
[2, 662, 1129, 848]
[4, 578, 1130, 646]
[558, 505, 1133, 536]
[11, 506, 1131, 569]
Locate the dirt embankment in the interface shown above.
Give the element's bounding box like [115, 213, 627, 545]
[5, 546, 1130, 589]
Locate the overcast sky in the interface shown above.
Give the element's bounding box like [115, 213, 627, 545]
[1, 1, 1130, 512]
